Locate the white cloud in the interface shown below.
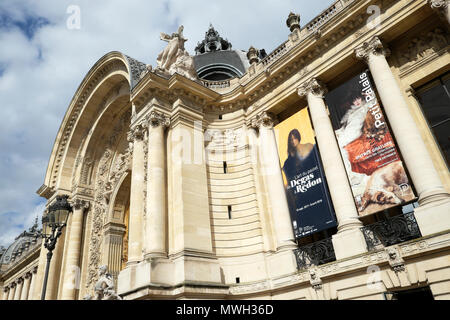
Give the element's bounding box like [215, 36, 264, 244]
[0, 0, 334, 247]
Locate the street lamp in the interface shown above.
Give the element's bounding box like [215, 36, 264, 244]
[41, 195, 71, 300]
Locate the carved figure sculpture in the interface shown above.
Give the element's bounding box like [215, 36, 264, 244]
[156, 25, 197, 81]
[84, 265, 122, 300]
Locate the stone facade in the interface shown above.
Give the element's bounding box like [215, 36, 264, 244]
[1, 0, 450, 300]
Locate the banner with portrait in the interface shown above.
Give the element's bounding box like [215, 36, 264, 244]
[274, 109, 337, 239]
[325, 70, 416, 216]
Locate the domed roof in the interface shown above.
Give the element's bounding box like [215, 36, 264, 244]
[193, 25, 250, 81]
[0, 219, 41, 266]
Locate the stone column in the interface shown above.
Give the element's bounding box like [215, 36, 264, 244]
[298, 78, 367, 260]
[246, 123, 275, 252]
[254, 111, 297, 251]
[355, 36, 450, 236]
[428, 0, 450, 24]
[2, 287, 9, 301]
[126, 124, 146, 265]
[298, 79, 367, 259]
[8, 283, 15, 300]
[13, 278, 23, 300]
[28, 267, 37, 300]
[61, 199, 89, 300]
[20, 273, 31, 300]
[145, 111, 170, 259]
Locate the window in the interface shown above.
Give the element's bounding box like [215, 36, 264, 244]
[223, 161, 228, 173]
[228, 205, 232, 219]
[416, 73, 450, 168]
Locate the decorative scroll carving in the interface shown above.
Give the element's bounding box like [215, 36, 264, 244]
[395, 28, 449, 70]
[230, 281, 270, 294]
[297, 78, 328, 98]
[146, 111, 171, 128]
[251, 111, 276, 129]
[124, 55, 149, 89]
[70, 198, 90, 211]
[355, 36, 391, 62]
[127, 123, 146, 142]
[86, 148, 113, 289]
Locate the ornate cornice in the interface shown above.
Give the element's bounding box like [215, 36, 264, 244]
[297, 78, 328, 98]
[146, 110, 171, 128]
[355, 36, 391, 62]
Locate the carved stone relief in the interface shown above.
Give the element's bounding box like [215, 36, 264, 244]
[394, 27, 449, 70]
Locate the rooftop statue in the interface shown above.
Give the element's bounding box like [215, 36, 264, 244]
[156, 25, 197, 81]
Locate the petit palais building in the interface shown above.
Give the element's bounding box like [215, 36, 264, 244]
[1, 0, 450, 301]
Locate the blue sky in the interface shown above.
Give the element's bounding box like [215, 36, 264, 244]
[0, 0, 335, 248]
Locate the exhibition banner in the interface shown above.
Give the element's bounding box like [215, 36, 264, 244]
[275, 109, 337, 238]
[325, 70, 416, 216]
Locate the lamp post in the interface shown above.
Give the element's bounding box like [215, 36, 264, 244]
[41, 195, 71, 300]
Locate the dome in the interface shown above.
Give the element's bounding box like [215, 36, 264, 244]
[0, 220, 41, 266]
[193, 25, 250, 81]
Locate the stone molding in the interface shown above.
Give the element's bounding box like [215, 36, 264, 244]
[297, 77, 328, 98]
[228, 232, 449, 297]
[355, 36, 391, 62]
[50, 58, 128, 188]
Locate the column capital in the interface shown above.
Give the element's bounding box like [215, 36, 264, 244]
[250, 111, 276, 129]
[24, 272, 32, 279]
[355, 36, 391, 62]
[146, 110, 171, 129]
[69, 198, 90, 211]
[428, 0, 448, 10]
[127, 123, 146, 142]
[16, 277, 23, 284]
[297, 78, 328, 98]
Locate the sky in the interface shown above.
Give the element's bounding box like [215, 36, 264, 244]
[0, 0, 335, 248]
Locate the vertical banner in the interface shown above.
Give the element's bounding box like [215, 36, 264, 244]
[275, 109, 337, 238]
[325, 70, 416, 216]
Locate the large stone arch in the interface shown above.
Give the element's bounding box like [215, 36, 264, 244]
[37, 51, 149, 297]
[41, 51, 147, 195]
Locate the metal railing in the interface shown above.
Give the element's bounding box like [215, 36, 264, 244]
[361, 212, 422, 251]
[294, 237, 336, 270]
